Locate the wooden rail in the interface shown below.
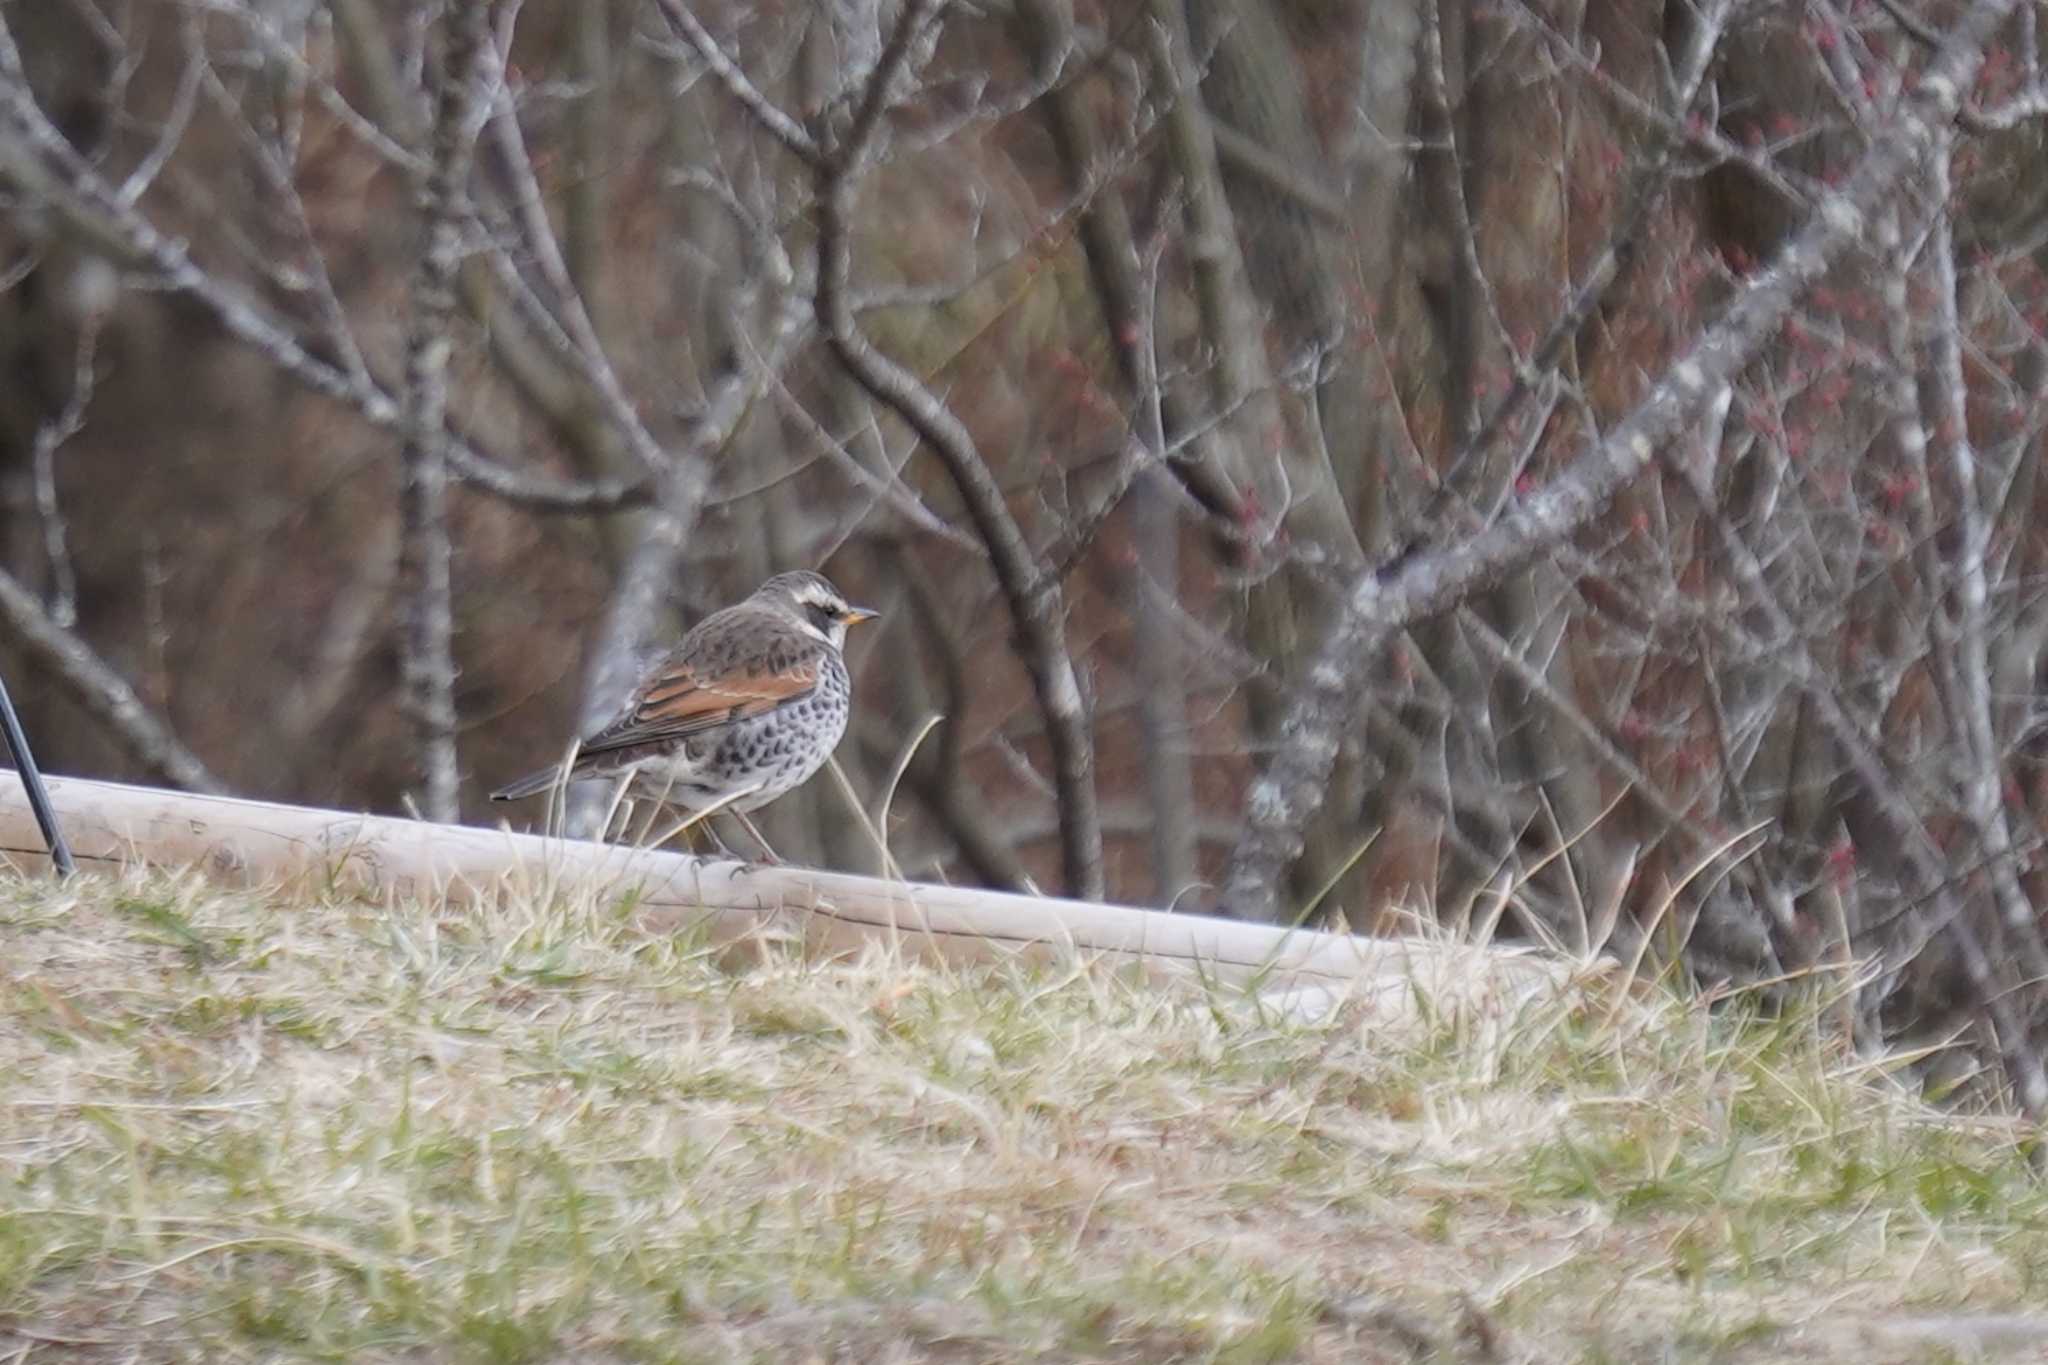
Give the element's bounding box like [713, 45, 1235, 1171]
[0, 773, 1556, 1006]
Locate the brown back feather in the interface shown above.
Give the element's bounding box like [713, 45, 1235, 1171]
[573, 604, 824, 757]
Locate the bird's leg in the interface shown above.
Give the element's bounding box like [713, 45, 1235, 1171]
[697, 819, 743, 861]
[729, 810, 784, 866]
[635, 803, 731, 859]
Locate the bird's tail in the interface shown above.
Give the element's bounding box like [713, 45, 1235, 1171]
[491, 765, 572, 801]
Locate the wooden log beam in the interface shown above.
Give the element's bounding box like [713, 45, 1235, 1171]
[0, 773, 1560, 1007]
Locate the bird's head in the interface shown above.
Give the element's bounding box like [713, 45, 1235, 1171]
[758, 570, 880, 648]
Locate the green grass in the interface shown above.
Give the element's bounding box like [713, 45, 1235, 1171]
[1, 867, 2044, 1362]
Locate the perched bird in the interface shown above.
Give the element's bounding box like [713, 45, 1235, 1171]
[492, 570, 878, 858]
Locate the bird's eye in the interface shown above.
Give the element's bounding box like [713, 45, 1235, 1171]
[806, 601, 838, 632]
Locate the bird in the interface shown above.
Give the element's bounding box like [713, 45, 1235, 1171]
[492, 570, 878, 859]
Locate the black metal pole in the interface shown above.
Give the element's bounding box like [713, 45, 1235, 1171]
[0, 670, 74, 877]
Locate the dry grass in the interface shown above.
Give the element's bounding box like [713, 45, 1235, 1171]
[1, 867, 2045, 1364]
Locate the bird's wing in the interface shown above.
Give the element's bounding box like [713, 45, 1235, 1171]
[575, 650, 821, 756]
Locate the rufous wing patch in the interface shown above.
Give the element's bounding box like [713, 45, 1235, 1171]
[581, 657, 820, 754]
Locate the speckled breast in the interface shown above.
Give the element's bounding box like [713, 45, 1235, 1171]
[629, 650, 851, 813]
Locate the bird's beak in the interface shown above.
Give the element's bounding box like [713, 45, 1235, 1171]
[842, 606, 881, 626]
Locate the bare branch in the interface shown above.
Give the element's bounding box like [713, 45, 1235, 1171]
[1917, 135, 2048, 991]
[27, 323, 100, 631]
[0, 48, 648, 514]
[0, 565, 222, 795]
[1413, 0, 1736, 529]
[810, 0, 1104, 898]
[573, 293, 811, 732]
[1011, 0, 1250, 534]
[477, 68, 680, 482]
[1869, 0, 1945, 48]
[1672, 419, 2048, 1125]
[648, 0, 820, 165]
[1223, 0, 2026, 921]
[397, 0, 494, 822]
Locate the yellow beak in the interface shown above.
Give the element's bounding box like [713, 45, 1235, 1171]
[842, 606, 881, 626]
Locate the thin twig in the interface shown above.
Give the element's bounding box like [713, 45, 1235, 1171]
[27, 323, 100, 630]
[1222, 0, 2025, 920]
[809, 0, 1104, 898]
[648, 0, 820, 165]
[0, 40, 647, 513]
[1669, 421, 2048, 1126]
[0, 564, 222, 794]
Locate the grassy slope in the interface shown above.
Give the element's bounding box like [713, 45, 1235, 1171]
[1, 868, 2044, 1364]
